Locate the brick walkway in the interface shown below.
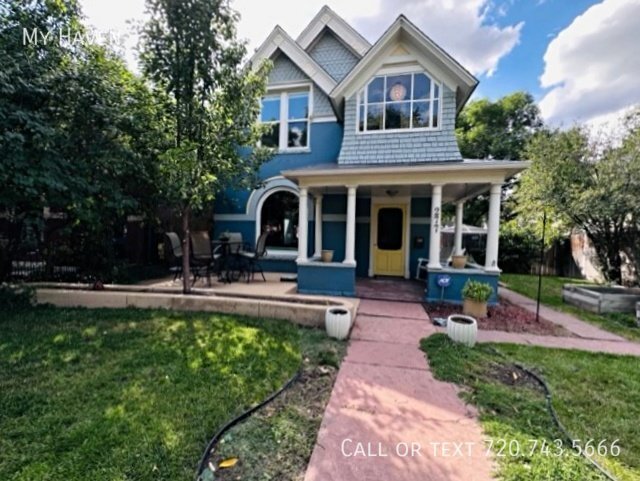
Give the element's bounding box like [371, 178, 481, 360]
[304, 300, 495, 481]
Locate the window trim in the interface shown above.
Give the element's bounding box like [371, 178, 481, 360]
[356, 71, 442, 134]
[255, 186, 300, 258]
[259, 84, 313, 152]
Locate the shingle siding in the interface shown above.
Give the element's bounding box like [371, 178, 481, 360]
[268, 52, 334, 118]
[337, 85, 462, 164]
[307, 30, 360, 82]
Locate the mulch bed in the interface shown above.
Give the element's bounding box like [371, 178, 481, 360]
[424, 300, 572, 337]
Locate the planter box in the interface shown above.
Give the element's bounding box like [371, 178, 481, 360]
[447, 314, 478, 347]
[563, 284, 640, 314]
[463, 298, 487, 318]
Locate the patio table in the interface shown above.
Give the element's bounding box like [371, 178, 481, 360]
[212, 240, 246, 283]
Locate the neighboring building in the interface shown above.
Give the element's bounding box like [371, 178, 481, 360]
[213, 6, 529, 303]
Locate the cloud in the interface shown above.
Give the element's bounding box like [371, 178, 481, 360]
[353, 0, 523, 77]
[80, 0, 521, 77]
[539, 0, 640, 126]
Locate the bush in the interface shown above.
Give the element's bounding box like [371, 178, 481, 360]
[499, 223, 540, 274]
[462, 280, 493, 303]
[0, 283, 35, 310]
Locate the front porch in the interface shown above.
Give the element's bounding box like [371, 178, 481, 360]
[283, 160, 529, 303]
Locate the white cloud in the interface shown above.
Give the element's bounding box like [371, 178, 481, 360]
[539, 0, 640, 126]
[352, 0, 523, 77]
[79, 0, 522, 77]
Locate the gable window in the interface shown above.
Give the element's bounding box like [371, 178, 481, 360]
[260, 89, 310, 150]
[357, 72, 440, 132]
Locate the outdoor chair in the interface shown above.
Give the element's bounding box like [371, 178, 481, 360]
[190, 231, 221, 286]
[240, 232, 268, 282]
[164, 232, 183, 281]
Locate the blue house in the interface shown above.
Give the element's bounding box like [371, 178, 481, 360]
[214, 6, 529, 303]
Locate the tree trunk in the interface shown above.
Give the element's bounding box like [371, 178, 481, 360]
[181, 206, 191, 294]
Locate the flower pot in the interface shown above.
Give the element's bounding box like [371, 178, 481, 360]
[463, 298, 487, 318]
[325, 307, 352, 340]
[451, 255, 468, 269]
[447, 314, 478, 347]
[321, 250, 334, 263]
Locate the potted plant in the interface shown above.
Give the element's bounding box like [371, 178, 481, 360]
[446, 314, 478, 347]
[461, 279, 493, 318]
[321, 249, 334, 263]
[451, 254, 468, 269]
[325, 306, 352, 340]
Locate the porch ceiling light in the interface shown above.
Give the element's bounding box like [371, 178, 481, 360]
[389, 82, 407, 101]
[385, 189, 399, 197]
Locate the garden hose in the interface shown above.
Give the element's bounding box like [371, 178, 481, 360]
[195, 369, 302, 481]
[485, 346, 619, 481]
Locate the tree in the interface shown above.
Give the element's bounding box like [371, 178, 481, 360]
[518, 118, 640, 285]
[140, 0, 271, 293]
[454, 91, 544, 225]
[0, 0, 172, 280]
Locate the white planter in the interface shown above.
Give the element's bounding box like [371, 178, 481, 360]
[447, 314, 478, 347]
[325, 307, 352, 340]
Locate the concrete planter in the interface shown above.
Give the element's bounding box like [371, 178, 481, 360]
[325, 306, 352, 340]
[451, 255, 468, 269]
[463, 298, 487, 318]
[447, 314, 478, 347]
[321, 250, 334, 263]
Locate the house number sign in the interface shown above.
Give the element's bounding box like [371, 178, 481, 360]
[433, 207, 440, 233]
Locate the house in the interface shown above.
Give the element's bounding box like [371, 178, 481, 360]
[213, 6, 529, 304]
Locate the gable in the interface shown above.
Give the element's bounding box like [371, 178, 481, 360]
[307, 29, 360, 82]
[297, 5, 370, 56]
[268, 51, 310, 84]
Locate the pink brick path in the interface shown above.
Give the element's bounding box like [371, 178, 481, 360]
[304, 291, 640, 481]
[304, 300, 496, 481]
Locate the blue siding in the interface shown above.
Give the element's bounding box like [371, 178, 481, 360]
[426, 270, 499, 305]
[298, 263, 356, 297]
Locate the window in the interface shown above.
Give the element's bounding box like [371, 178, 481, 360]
[358, 72, 440, 132]
[260, 90, 310, 150]
[260, 190, 299, 249]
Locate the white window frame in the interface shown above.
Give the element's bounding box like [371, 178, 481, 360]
[259, 83, 313, 152]
[356, 71, 442, 134]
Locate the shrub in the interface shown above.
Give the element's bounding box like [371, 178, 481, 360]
[462, 280, 493, 303]
[0, 283, 35, 310]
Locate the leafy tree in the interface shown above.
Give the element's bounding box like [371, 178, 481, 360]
[518, 118, 640, 285]
[454, 91, 544, 225]
[140, 0, 271, 293]
[0, 0, 172, 280]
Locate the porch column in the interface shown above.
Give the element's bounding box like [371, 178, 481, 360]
[297, 187, 309, 263]
[313, 194, 323, 258]
[343, 185, 357, 266]
[428, 184, 443, 270]
[485, 183, 502, 272]
[454, 201, 464, 256]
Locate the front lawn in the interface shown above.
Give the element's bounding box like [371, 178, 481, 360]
[501, 274, 640, 342]
[0, 306, 343, 481]
[422, 335, 640, 481]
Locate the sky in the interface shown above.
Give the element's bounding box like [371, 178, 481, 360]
[79, 0, 640, 129]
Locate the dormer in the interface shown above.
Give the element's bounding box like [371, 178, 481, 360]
[333, 15, 479, 164]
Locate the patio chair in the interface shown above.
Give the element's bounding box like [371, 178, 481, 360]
[240, 231, 268, 282]
[165, 232, 183, 281]
[190, 231, 221, 286]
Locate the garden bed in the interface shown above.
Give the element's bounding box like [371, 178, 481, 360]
[424, 300, 571, 336]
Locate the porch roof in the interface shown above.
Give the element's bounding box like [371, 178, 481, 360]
[282, 159, 530, 200]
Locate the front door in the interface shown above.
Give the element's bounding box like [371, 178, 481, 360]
[373, 204, 406, 276]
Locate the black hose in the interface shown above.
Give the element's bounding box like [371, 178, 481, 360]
[195, 369, 301, 481]
[485, 346, 618, 481]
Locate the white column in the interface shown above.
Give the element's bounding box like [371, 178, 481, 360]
[454, 201, 464, 256]
[297, 187, 308, 263]
[428, 184, 443, 270]
[485, 183, 502, 272]
[313, 194, 323, 258]
[344, 186, 357, 266]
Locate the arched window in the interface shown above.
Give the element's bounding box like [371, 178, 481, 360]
[260, 190, 299, 249]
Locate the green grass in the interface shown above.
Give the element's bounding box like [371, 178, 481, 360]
[501, 274, 640, 341]
[0, 306, 343, 481]
[422, 334, 640, 481]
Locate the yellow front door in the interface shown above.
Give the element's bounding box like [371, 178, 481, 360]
[372, 204, 406, 276]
